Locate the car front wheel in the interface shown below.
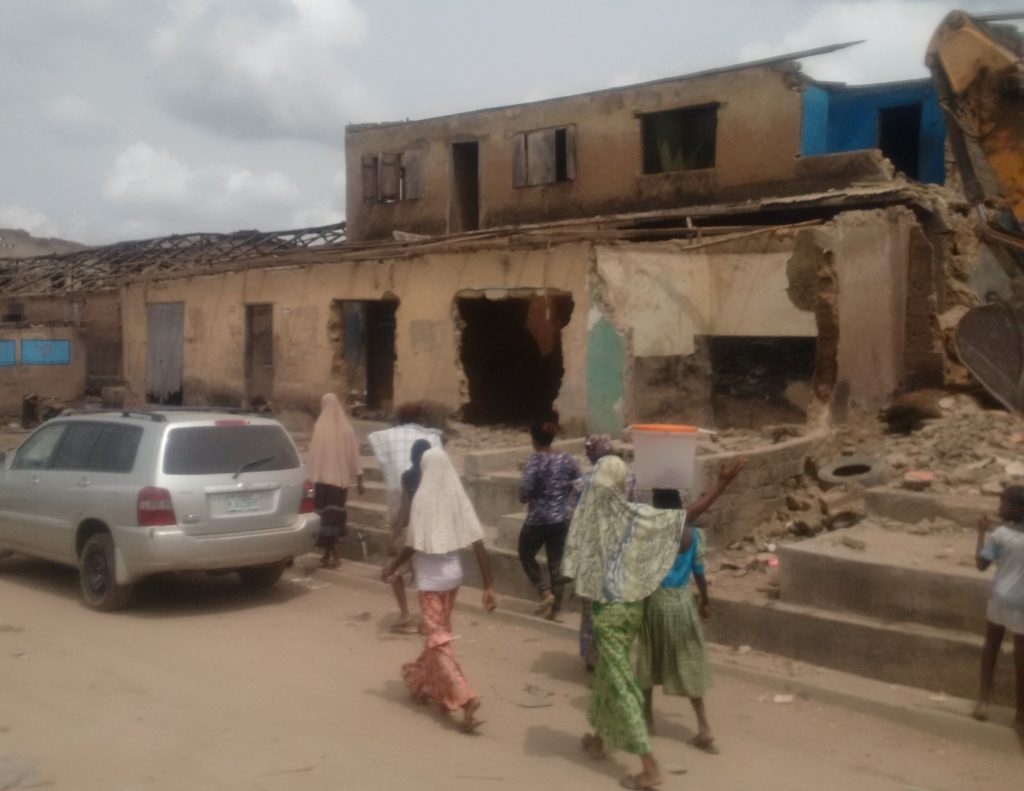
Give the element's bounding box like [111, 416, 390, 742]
[80, 533, 133, 611]
[237, 561, 287, 589]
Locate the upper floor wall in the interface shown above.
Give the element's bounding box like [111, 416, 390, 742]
[345, 65, 944, 242]
[346, 65, 812, 242]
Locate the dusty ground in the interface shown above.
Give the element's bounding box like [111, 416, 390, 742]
[0, 556, 1020, 791]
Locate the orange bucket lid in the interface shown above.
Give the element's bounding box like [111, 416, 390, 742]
[631, 424, 698, 433]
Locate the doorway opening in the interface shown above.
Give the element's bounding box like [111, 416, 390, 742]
[450, 141, 480, 232]
[145, 302, 184, 405]
[456, 291, 573, 425]
[877, 103, 922, 180]
[245, 304, 274, 406]
[330, 299, 398, 413]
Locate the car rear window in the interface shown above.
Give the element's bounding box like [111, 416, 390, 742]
[162, 424, 300, 475]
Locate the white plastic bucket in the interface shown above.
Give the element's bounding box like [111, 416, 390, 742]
[632, 424, 699, 490]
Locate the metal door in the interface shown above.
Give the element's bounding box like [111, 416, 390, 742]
[146, 303, 184, 405]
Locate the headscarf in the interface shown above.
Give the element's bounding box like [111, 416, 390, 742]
[407, 448, 485, 555]
[584, 434, 614, 459]
[307, 393, 362, 488]
[563, 455, 684, 604]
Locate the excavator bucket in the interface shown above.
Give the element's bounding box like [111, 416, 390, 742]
[955, 299, 1024, 413]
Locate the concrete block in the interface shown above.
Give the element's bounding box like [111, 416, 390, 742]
[864, 488, 996, 527]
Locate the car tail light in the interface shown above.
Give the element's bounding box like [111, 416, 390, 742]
[300, 480, 315, 514]
[137, 486, 177, 526]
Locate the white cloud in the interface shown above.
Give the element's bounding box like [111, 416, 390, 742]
[103, 142, 303, 234]
[0, 206, 59, 238]
[150, 0, 380, 142]
[737, 1, 1001, 85]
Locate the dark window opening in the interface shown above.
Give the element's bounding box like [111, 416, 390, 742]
[456, 293, 573, 425]
[513, 126, 576, 187]
[707, 336, 817, 428]
[641, 104, 718, 174]
[450, 142, 480, 232]
[245, 304, 273, 407]
[331, 299, 398, 414]
[877, 103, 922, 180]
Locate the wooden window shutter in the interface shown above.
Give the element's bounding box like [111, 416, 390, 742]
[512, 133, 527, 188]
[361, 154, 379, 201]
[379, 153, 401, 201]
[526, 128, 556, 185]
[565, 125, 577, 180]
[401, 150, 422, 199]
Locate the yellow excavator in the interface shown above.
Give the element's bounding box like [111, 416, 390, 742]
[926, 10, 1024, 410]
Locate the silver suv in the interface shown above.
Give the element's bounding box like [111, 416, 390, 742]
[0, 410, 319, 610]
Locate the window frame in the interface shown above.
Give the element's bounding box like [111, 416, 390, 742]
[512, 125, 576, 188]
[639, 103, 719, 175]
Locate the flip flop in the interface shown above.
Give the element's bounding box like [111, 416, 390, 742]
[458, 718, 485, 734]
[389, 621, 420, 635]
[690, 736, 719, 755]
[534, 596, 554, 616]
[619, 774, 659, 790]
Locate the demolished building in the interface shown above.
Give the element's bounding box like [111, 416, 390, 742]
[3, 53, 982, 433]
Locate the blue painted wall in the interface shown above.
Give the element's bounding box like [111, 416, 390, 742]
[801, 79, 945, 185]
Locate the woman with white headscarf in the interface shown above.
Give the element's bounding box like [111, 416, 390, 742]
[382, 447, 497, 733]
[307, 393, 364, 568]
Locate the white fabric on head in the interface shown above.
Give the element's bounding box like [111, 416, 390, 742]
[407, 448, 484, 555]
[307, 393, 362, 488]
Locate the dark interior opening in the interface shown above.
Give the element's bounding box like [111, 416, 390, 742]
[642, 104, 718, 174]
[554, 127, 569, 182]
[332, 299, 398, 413]
[707, 336, 817, 428]
[450, 141, 480, 232]
[244, 304, 274, 406]
[457, 293, 573, 425]
[877, 103, 922, 180]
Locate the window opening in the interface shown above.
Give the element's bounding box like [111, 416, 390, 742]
[641, 104, 718, 174]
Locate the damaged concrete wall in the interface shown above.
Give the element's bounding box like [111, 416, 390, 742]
[121, 243, 591, 424]
[346, 66, 810, 241]
[0, 324, 86, 415]
[588, 234, 816, 426]
[803, 208, 919, 417]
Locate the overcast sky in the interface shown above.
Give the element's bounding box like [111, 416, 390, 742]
[0, 0, 1013, 245]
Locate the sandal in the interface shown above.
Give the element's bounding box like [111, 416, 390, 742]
[620, 774, 660, 790]
[690, 736, 719, 754]
[534, 593, 554, 616]
[389, 620, 420, 635]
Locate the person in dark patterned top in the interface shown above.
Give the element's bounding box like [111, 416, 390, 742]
[517, 420, 581, 621]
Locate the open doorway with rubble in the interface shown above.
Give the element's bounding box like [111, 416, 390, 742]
[707, 336, 817, 428]
[244, 304, 274, 406]
[330, 299, 398, 413]
[456, 291, 573, 425]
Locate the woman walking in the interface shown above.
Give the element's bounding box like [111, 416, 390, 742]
[564, 456, 685, 789]
[307, 393, 364, 568]
[382, 447, 498, 733]
[637, 466, 744, 756]
[518, 420, 581, 621]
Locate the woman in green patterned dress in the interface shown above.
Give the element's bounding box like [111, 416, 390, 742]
[637, 466, 744, 756]
[563, 456, 684, 790]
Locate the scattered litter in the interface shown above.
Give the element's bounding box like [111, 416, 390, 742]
[928, 692, 949, 703]
[289, 577, 330, 591]
[516, 683, 555, 708]
[841, 535, 866, 551]
[772, 694, 795, 704]
[735, 645, 752, 655]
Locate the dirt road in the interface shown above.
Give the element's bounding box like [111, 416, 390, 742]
[0, 556, 1019, 791]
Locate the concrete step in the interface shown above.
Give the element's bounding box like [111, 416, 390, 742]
[496, 512, 527, 551]
[865, 487, 995, 527]
[466, 471, 522, 525]
[462, 438, 585, 479]
[708, 585, 1015, 706]
[778, 522, 989, 633]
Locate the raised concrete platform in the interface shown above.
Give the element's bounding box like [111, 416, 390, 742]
[865, 488, 996, 527]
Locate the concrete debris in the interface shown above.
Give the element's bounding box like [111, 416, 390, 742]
[902, 470, 935, 491]
[841, 535, 867, 551]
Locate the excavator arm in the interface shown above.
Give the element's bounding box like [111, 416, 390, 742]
[927, 11, 1024, 411]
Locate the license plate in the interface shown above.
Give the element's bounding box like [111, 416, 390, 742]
[227, 494, 260, 512]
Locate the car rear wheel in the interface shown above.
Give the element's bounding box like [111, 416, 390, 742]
[238, 561, 287, 589]
[80, 533, 133, 611]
